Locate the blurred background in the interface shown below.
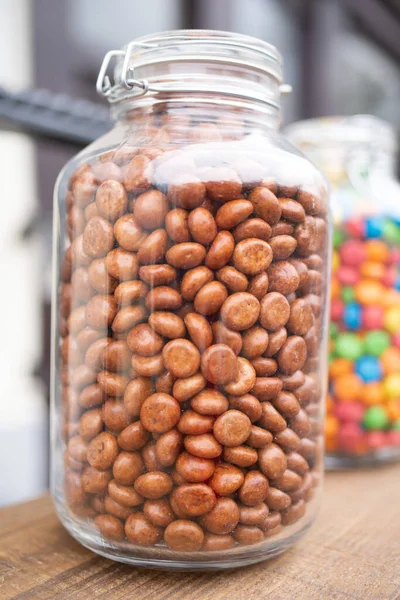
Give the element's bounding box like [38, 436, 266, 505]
[1, 0, 400, 506]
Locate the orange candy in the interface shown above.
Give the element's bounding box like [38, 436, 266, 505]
[329, 358, 353, 379]
[362, 382, 385, 406]
[387, 399, 400, 422]
[326, 393, 334, 414]
[365, 239, 390, 263]
[381, 347, 400, 375]
[360, 261, 385, 280]
[354, 280, 385, 305]
[334, 373, 363, 402]
[330, 277, 340, 299]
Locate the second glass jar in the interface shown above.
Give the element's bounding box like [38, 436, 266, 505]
[52, 30, 331, 568]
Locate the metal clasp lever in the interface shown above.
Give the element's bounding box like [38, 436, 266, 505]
[96, 50, 125, 97]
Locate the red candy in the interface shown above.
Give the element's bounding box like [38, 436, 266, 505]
[330, 298, 344, 321]
[362, 306, 384, 330]
[339, 240, 366, 266]
[337, 266, 360, 286]
[334, 402, 364, 423]
[393, 333, 400, 350]
[365, 431, 389, 450]
[346, 219, 365, 238]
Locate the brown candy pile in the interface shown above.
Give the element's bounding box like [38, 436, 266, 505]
[60, 123, 328, 554]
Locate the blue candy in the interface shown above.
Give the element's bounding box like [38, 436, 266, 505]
[365, 217, 384, 239]
[355, 356, 382, 382]
[395, 276, 400, 292]
[343, 302, 362, 330]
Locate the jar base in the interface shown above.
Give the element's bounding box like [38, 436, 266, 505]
[326, 446, 400, 470]
[52, 494, 316, 571]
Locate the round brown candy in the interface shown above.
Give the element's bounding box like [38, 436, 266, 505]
[287, 298, 314, 336]
[223, 445, 258, 468]
[155, 429, 183, 466]
[82, 217, 114, 258]
[166, 243, 206, 269]
[173, 483, 216, 516]
[81, 466, 111, 494]
[104, 495, 135, 520]
[164, 520, 204, 552]
[165, 208, 191, 243]
[265, 487, 291, 511]
[264, 327, 288, 357]
[95, 180, 127, 221]
[272, 469, 303, 492]
[258, 443, 287, 479]
[140, 393, 181, 433]
[114, 214, 147, 252]
[175, 452, 216, 482]
[133, 189, 168, 229]
[248, 187, 281, 225]
[238, 470, 269, 506]
[117, 421, 150, 452]
[233, 238, 273, 275]
[228, 394, 262, 423]
[124, 377, 153, 418]
[205, 231, 235, 270]
[269, 235, 297, 260]
[200, 497, 239, 534]
[279, 197, 305, 222]
[188, 207, 217, 245]
[272, 391, 301, 419]
[167, 173, 206, 209]
[94, 514, 124, 541]
[278, 336, 307, 374]
[181, 266, 214, 300]
[184, 434, 222, 459]
[220, 292, 260, 331]
[223, 357, 256, 395]
[191, 389, 229, 415]
[127, 323, 163, 357]
[145, 286, 182, 311]
[113, 451, 144, 485]
[251, 357, 278, 377]
[138, 264, 176, 287]
[238, 502, 269, 526]
[79, 408, 103, 441]
[215, 199, 253, 230]
[173, 373, 206, 402]
[233, 525, 264, 545]
[242, 326, 269, 360]
[155, 370, 175, 394]
[108, 479, 144, 507]
[201, 343, 237, 385]
[204, 166, 242, 202]
[251, 377, 283, 401]
[202, 534, 235, 551]
[233, 218, 272, 243]
[216, 266, 248, 293]
[162, 338, 200, 378]
[212, 321, 243, 355]
[177, 410, 215, 435]
[267, 261, 300, 295]
[125, 513, 162, 546]
[134, 472, 173, 499]
[97, 372, 130, 398]
[213, 410, 252, 447]
[106, 248, 139, 280]
[143, 499, 175, 528]
[259, 401, 287, 432]
[209, 463, 244, 495]
[87, 432, 118, 471]
[102, 339, 131, 372]
[148, 311, 186, 339]
[247, 271, 269, 299]
[194, 281, 228, 316]
[259, 292, 290, 333]
[137, 229, 168, 265]
[85, 295, 118, 330]
[274, 427, 301, 452]
[290, 409, 312, 438]
[247, 426, 273, 449]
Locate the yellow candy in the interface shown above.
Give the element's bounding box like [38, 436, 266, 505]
[383, 374, 400, 400]
[354, 280, 385, 305]
[384, 306, 400, 333]
[332, 251, 339, 273]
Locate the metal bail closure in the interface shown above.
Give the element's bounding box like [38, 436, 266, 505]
[96, 50, 125, 97]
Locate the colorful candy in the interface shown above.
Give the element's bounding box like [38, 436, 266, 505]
[327, 215, 400, 458]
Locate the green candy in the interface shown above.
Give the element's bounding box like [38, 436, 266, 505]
[363, 406, 389, 430]
[333, 229, 345, 249]
[364, 330, 390, 357]
[335, 333, 363, 360]
[383, 220, 400, 244]
[329, 323, 339, 339]
[341, 286, 355, 303]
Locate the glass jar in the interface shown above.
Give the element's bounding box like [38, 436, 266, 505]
[51, 30, 331, 568]
[286, 116, 400, 468]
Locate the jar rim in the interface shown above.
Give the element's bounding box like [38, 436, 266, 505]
[285, 115, 398, 153]
[97, 29, 285, 106]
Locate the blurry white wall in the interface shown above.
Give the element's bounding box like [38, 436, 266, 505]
[0, 0, 47, 506]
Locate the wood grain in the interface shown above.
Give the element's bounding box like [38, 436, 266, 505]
[0, 465, 399, 600]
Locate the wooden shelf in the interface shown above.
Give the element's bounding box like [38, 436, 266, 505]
[0, 465, 399, 599]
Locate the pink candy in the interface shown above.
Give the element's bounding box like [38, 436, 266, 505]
[337, 422, 364, 452]
[346, 219, 365, 239]
[330, 298, 344, 321]
[334, 402, 364, 422]
[362, 305, 384, 330]
[393, 333, 400, 350]
[388, 430, 400, 446]
[337, 265, 360, 286]
[382, 267, 397, 287]
[339, 239, 366, 266]
[366, 431, 388, 450]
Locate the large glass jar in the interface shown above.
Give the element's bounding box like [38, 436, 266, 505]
[286, 116, 400, 468]
[51, 30, 331, 568]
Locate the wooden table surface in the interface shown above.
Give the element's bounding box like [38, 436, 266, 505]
[0, 465, 399, 600]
